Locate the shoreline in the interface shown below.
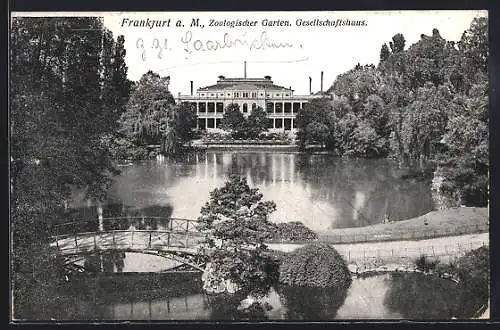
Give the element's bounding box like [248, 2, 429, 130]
[265, 207, 488, 246]
[268, 232, 488, 281]
[316, 207, 488, 244]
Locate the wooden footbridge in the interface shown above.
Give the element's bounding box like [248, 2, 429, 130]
[49, 217, 209, 272]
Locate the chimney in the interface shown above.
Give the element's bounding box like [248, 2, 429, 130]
[321, 71, 324, 93]
[190, 81, 193, 96]
[244, 61, 247, 79]
[309, 77, 312, 95]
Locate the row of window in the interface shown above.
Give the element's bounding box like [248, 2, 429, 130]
[199, 92, 291, 98]
[189, 102, 260, 113]
[187, 102, 303, 114]
[197, 118, 297, 130]
[266, 102, 302, 113]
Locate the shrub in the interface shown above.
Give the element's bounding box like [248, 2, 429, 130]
[415, 255, 440, 272]
[273, 221, 318, 241]
[435, 262, 457, 277]
[279, 243, 351, 288]
[457, 246, 489, 299]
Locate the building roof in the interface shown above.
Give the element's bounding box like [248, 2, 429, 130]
[198, 77, 292, 92]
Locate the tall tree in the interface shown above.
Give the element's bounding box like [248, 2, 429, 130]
[246, 106, 268, 138]
[295, 98, 336, 150]
[458, 17, 488, 75]
[119, 70, 175, 146]
[10, 17, 129, 318]
[221, 103, 246, 138]
[380, 43, 390, 62]
[390, 33, 406, 53]
[198, 176, 279, 297]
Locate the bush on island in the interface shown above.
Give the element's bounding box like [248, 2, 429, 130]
[279, 243, 351, 288]
[273, 221, 318, 241]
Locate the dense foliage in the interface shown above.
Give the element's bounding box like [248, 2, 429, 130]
[278, 243, 352, 288]
[10, 17, 131, 318]
[221, 104, 269, 139]
[198, 176, 280, 297]
[117, 71, 196, 157]
[273, 221, 318, 241]
[415, 255, 440, 273]
[457, 246, 489, 302]
[296, 17, 488, 206]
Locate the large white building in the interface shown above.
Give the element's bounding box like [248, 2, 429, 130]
[177, 64, 325, 133]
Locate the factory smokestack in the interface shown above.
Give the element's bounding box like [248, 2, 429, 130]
[309, 77, 312, 95]
[321, 71, 324, 93]
[244, 61, 247, 78]
[190, 81, 193, 96]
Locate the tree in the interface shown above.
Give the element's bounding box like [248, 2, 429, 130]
[118, 70, 176, 153]
[246, 106, 268, 138]
[438, 77, 488, 206]
[221, 103, 246, 138]
[172, 102, 197, 144]
[390, 33, 406, 53]
[295, 97, 335, 150]
[435, 17, 489, 207]
[380, 43, 390, 62]
[10, 17, 128, 318]
[458, 17, 488, 75]
[198, 176, 279, 297]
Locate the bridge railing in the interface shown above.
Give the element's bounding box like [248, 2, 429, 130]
[50, 228, 205, 255]
[49, 217, 203, 238]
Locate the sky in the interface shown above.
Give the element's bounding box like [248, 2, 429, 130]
[14, 10, 488, 96]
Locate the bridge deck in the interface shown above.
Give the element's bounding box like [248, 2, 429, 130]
[50, 230, 204, 256]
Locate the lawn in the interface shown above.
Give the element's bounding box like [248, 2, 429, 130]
[316, 207, 488, 244]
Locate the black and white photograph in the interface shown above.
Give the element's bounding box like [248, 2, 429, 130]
[10, 10, 490, 321]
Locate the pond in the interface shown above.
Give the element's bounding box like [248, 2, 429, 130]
[66, 151, 435, 232]
[25, 272, 483, 321]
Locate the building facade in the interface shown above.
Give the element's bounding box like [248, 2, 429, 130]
[176, 73, 321, 133]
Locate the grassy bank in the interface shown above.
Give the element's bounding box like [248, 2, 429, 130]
[315, 207, 488, 244]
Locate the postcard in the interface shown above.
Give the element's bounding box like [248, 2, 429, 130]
[10, 10, 489, 322]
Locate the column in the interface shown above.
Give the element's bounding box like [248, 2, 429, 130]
[273, 102, 276, 114]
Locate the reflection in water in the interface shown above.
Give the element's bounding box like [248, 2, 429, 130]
[275, 284, 350, 320]
[80, 252, 182, 273]
[384, 272, 482, 320]
[67, 152, 434, 232]
[54, 204, 173, 236]
[83, 252, 126, 273]
[27, 273, 484, 321]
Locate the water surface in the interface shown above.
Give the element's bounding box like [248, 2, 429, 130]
[68, 151, 435, 231]
[25, 273, 482, 320]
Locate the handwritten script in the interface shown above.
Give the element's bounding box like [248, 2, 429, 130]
[136, 31, 299, 61]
